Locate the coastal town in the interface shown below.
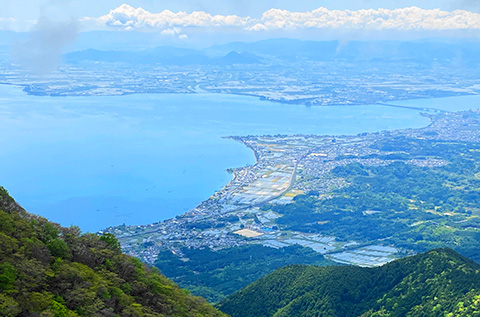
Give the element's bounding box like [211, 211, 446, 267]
[103, 108, 480, 267]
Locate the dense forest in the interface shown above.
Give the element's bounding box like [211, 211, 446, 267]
[155, 244, 335, 302]
[0, 187, 225, 316]
[218, 248, 480, 316]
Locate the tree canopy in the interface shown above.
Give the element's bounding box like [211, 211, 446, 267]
[0, 187, 225, 317]
[218, 248, 480, 317]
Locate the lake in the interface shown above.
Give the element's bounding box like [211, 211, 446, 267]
[4, 84, 472, 232]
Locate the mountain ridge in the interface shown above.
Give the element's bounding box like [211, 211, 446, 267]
[64, 38, 480, 64]
[218, 248, 480, 316]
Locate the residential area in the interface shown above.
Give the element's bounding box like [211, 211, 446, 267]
[102, 109, 480, 267]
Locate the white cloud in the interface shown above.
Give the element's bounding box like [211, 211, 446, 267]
[250, 7, 480, 31]
[95, 4, 251, 29]
[161, 27, 181, 36]
[79, 4, 480, 34]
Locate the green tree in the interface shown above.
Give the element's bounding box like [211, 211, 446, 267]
[47, 239, 71, 259]
[100, 233, 121, 252]
[0, 262, 17, 292]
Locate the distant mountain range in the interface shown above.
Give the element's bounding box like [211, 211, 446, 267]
[206, 38, 480, 63]
[218, 248, 480, 316]
[1, 30, 479, 65]
[64, 38, 480, 65]
[65, 47, 262, 65]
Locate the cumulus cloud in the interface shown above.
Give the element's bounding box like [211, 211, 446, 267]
[251, 7, 480, 31]
[89, 4, 480, 33]
[161, 27, 181, 36]
[96, 4, 251, 29]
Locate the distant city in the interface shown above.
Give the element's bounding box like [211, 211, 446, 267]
[1, 39, 480, 106]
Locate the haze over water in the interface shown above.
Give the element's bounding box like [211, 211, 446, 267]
[0, 84, 438, 231]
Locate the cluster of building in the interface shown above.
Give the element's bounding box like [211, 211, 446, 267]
[2, 55, 479, 107]
[102, 109, 480, 267]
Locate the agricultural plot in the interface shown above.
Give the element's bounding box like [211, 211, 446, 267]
[230, 164, 294, 205]
[234, 228, 264, 238]
[326, 245, 398, 267]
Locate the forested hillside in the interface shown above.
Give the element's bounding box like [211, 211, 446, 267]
[155, 244, 335, 302]
[218, 248, 480, 317]
[0, 187, 225, 316]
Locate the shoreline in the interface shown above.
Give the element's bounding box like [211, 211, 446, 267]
[7, 82, 478, 110]
[3, 83, 479, 112]
[0, 83, 447, 231]
[105, 110, 436, 234]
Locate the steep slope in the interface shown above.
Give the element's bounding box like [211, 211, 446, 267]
[0, 187, 225, 316]
[218, 248, 480, 317]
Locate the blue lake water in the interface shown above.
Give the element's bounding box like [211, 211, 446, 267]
[0, 84, 457, 232]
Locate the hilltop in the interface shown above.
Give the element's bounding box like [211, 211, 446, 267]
[218, 248, 480, 316]
[0, 187, 225, 316]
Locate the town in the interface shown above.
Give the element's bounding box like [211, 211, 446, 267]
[1, 52, 479, 107]
[102, 108, 480, 267]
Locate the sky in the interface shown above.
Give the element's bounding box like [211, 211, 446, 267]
[1, 0, 480, 47]
[2, 0, 480, 22]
